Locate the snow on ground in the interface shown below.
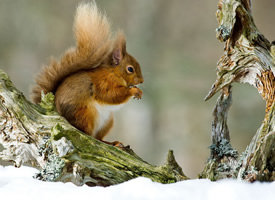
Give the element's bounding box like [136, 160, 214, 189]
[0, 166, 274, 200]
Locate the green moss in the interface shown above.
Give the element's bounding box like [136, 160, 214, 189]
[199, 161, 217, 181]
[39, 92, 56, 114]
[48, 118, 186, 185]
[51, 123, 66, 141]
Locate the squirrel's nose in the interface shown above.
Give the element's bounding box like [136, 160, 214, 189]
[140, 78, 144, 84]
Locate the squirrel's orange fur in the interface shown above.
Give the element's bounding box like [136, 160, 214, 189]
[32, 2, 144, 141]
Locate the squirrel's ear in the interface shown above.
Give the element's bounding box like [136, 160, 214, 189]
[112, 31, 126, 66]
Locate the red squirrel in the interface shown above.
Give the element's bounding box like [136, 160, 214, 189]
[31, 2, 144, 143]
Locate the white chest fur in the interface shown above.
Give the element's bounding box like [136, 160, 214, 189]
[93, 102, 125, 133]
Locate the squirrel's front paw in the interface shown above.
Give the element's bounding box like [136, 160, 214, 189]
[130, 87, 143, 100]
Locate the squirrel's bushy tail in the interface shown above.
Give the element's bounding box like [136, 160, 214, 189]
[32, 1, 112, 103]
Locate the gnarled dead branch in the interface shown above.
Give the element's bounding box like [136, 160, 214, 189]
[201, 0, 275, 182]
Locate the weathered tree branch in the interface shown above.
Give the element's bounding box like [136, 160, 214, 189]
[201, 0, 275, 181]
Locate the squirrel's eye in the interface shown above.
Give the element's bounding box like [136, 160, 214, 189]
[126, 66, 134, 74]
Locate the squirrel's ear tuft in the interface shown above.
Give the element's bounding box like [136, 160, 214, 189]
[112, 31, 126, 66]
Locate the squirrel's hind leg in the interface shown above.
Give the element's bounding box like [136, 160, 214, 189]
[94, 114, 113, 140]
[94, 115, 125, 148]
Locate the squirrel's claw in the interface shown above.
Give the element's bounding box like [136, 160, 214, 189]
[130, 86, 143, 100]
[101, 140, 125, 148]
